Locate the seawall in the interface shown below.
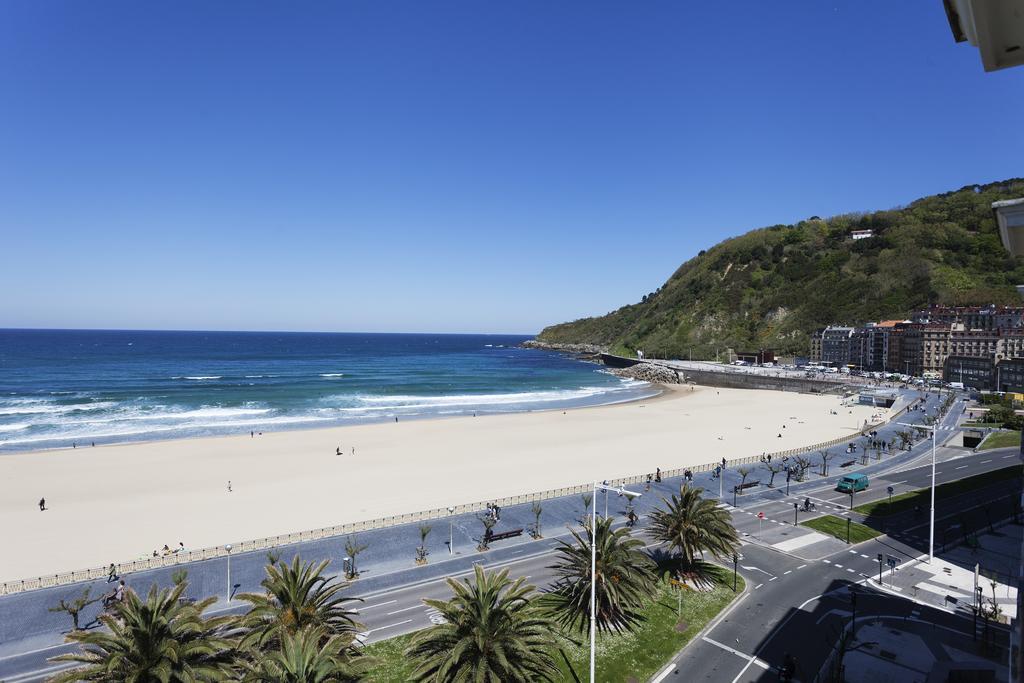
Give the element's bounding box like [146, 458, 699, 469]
[599, 354, 848, 394]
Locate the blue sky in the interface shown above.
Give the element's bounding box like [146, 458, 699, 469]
[1, 1, 1021, 334]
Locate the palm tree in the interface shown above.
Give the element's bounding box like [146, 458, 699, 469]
[545, 515, 656, 635]
[235, 556, 365, 659]
[648, 485, 740, 571]
[405, 565, 559, 682]
[240, 626, 365, 682]
[49, 580, 235, 682]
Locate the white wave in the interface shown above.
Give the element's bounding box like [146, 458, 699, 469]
[355, 387, 616, 407]
[319, 373, 345, 378]
[200, 415, 333, 428]
[171, 376, 223, 381]
[0, 425, 181, 445]
[0, 401, 116, 416]
[0, 423, 30, 432]
[129, 406, 273, 421]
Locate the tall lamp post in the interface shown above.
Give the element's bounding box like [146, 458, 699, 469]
[590, 482, 641, 683]
[898, 421, 937, 562]
[225, 544, 233, 603]
[447, 506, 455, 555]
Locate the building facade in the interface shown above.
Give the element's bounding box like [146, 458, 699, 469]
[812, 305, 1024, 380]
[820, 326, 854, 367]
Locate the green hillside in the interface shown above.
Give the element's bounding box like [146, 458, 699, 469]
[538, 179, 1024, 357]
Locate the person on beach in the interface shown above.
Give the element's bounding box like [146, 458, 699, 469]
[336, 447, 341, 456]
[178, 541, 185, 553]
[352, 446, 355, 456]
[38, 497, 45, 512]
[227, 480, 232, 493]
[251, 431, 254, 438]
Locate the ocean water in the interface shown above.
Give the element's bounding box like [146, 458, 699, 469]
[0, 330, 654, 452]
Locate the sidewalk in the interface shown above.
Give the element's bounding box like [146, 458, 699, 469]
[835, 617, 1008, 683]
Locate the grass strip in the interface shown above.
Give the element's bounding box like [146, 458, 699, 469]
[362, 566, 743, 683]
[977, 430, 1021, 451]
[852, 464, 1022, 517]
[801, 515, 880, 544]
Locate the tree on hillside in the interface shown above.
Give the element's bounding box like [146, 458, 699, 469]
[405, 565, 559, 682]
[534, 179, 1024, 357]
[545, 516, 656, 635]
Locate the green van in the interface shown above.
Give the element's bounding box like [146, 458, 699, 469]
[836, 473, 869, 493]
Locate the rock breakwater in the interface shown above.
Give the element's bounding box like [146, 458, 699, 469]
[609, 362, 682, 384]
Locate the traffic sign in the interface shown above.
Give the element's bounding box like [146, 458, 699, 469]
[887, 486, 894, 495]
[758, 512, 765, 519]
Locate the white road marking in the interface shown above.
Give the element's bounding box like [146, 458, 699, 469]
[386, 604, 422, 615]
[955, 465, 967, 470]
[359, 600, 397, 611]
[700, 637, 771, 670]
[363, 619, 413, 635]
[797, 564, 806, 569]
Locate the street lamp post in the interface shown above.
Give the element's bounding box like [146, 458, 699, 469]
[447, 506, 455, 555]
[899, 421, 937, 562]
[590, 482, 641, 683]
[225, 544, 233, 603]
[732, 553, 739, 592]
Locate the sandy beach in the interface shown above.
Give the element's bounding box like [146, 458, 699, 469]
[0, 385, 882, 582]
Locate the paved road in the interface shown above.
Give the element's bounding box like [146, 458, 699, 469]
[0, 388, 980, 682]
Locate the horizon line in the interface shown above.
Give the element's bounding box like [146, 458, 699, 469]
[0, 326, 538, 337]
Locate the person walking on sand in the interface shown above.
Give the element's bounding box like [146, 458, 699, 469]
[227, 480, 232, 493]
[38, 497, 45, 512]
[336, 447, 341, 456]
